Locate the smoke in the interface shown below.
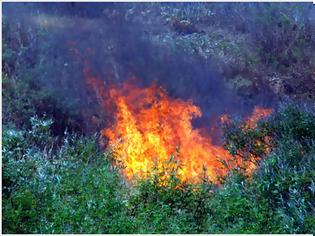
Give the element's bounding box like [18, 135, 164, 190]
[3, 3, 277, 139]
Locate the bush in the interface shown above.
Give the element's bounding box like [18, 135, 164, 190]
[2, 117, 129, 233]
[126, 159, 214, 233]
[2, 3, 315, 234]
[220, 104, 315, 233]
[3, 104, 315, 233]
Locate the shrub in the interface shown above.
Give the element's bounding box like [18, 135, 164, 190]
[3, 104, 315, 233]
[220, 104, 315, 233]
[2, 116, 129, 233]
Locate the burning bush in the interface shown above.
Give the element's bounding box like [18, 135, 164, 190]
[85, 75, 274, 184]
[2, 104, 315, 233]
[2, 3, 315, 234]
[221, 107, 273, 178]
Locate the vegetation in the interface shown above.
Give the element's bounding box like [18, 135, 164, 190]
[3, 100, 315, 233]
[2, 3, 315, 234]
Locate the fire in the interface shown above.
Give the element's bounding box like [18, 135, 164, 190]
[74, 42, 272, 183]
[220, 106, 273, 176]
[89, 78, 230, 183]
[219, 107, 273, 127]
[245, 107, 273, 128]
[247, 107, 273, 155]
[67, 44, 273, 184]
[85, 74, 273, 184]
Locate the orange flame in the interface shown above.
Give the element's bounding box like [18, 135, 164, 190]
[245, 107, 273, 128]
[85, 74, 273, 184]
[220, 106, 273, 175]
[66, 44, 270, 183]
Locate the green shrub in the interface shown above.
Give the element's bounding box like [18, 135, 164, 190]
[2, 117, 129, 233]
[2, 106, 315, 234]
[220, 104, 315, 233]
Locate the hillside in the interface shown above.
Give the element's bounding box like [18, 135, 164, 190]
[2, 3, 315, 233]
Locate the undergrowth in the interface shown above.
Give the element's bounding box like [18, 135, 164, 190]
[2, 104, 315, 233]
[2, 3, 315, 234]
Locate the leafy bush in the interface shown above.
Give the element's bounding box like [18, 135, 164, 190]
[126, 158, 214, 233]
[220, 104, 315, 233]
[2, 4, 315, 233]
[2, 104, 315, 233]
[2, 117, 129, 233]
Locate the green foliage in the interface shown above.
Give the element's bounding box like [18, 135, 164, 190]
[127, 158, 214, 233]
[2, 3, 315, 234]
[222, 118, 271, 164]
[3, 105, 315, 233]
[204, 173, 275, 233]
[268, 104, 315, 145]
[220, 104, 315, 233]
[2, 73, 83, 134]
[251, 105, 315, 233]
[2, 117, 130, 233]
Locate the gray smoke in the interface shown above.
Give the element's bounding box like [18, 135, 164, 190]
[3, 3, 279, 139]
